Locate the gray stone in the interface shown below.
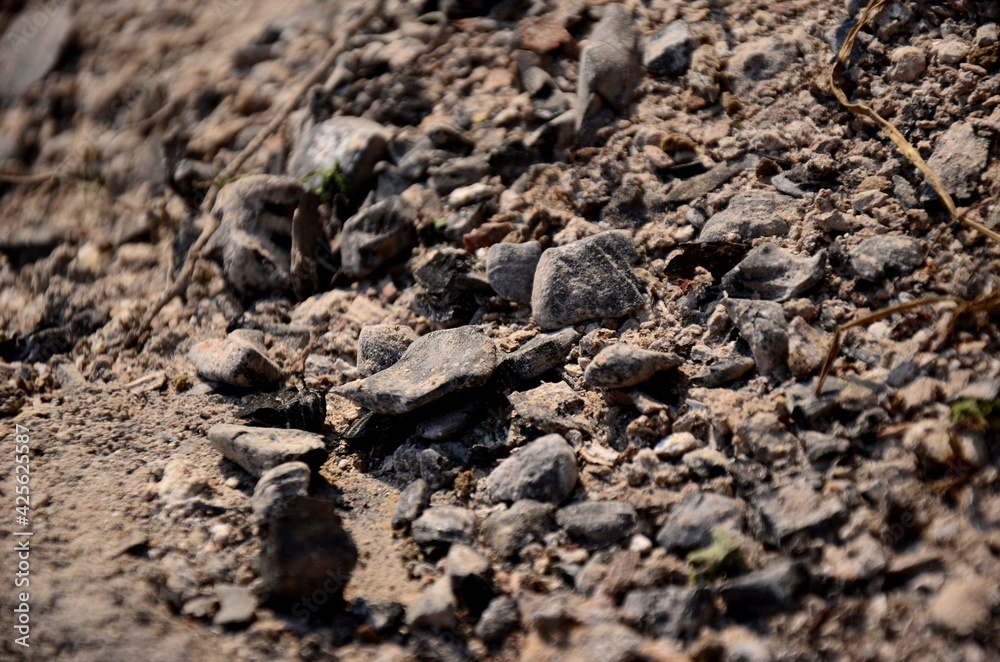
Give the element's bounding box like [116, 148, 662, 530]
[206, 176, 322, 297]
[644, 20, 694, 77]
[584, 344, 682, 388]
[428, 154, 490, 196]
[666, 155, 756, 203]
[356, 325, 418, 377]
[699, 191, 795, 243]
[251, 462, 311, 522]
[289, 117, 388, 194]
[208, 424, 327, 478]
[787, 317, 828, 380]
[532, 231, 645, 330]
[481, 500, 555, 559]
[212, 585, 257, 627]
[801, 431, 851, 462]
[483, 434, 579, 504]
[340, 196, 417, 279]
[656, 492, 743, 554]
[391, 478, 430, 530]
[749, 479, 847, 545]
[500, 329, 581, 381]
[487, 241, 543, 303]
[655, 432, 704, 459]
[849, 235, 923, 281]
[237, 388, 326, 432]
[927, 123, 988, 202]
[576, 5, 642, 130]
[190, 329, 282, 389]
[556, 501, 637, 544]
[337, 327, 498, 415]
[721, 244, 826, 302]
[621, 587, 712, 640]
[0, 3, 73, 100]
[475, 596, 520, 643]
[720, 560, 807, 618]
[722, 298, 789, 378]
[508, 381, 588, 435]
[262, 495, 357, 602]
[726, 36, 799, 96]
[405, 578, 457, 630]
[411, 506, 476, 554]
[738, 413, 801, 464]
[446, 544, 493, 614]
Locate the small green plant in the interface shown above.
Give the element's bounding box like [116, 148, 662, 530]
[686, 527, 746, 584]
[950, 399, 1000, 431]
[433, 216, 448, 233]
[301, 162, 351, 205]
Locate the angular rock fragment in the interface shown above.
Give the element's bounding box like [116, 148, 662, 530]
[722, 298, 789, 378]
[251, 462, 311, 522]
[499, 329, 581, 381]
[576, 5, 641, 130]
[665, 156, 755, 204]
[446, 544, 493, 614]
[849, 235, 923, 281]
[481, 500, 555, 559]
[556, 501, 637, 544]
[191, 329, 282, 388]
[336, 327, 497, 415]
[483, 434, 579, 504]
[656, 492, 743, 554]
[356, 324, 417, 377]
[720, 560, 807, 618]
[405, 578, 457, 630]
[509, 381, 588, 435]
[721, 244, 826, 302]
[699, 191, 795, 243]
[206, 175, 323, 297]
[532, 231, 644, 330]
[411, 506, 476, 555]
[340, 196, 417, 279]
[644, 20, 694, 77]
[475, 596, 520, 643]
[213, 585, 257, 628]
[289, 116, 388, 195]
[409, 246, 489, 324]
[391, 478, 430, 530]
[787, 317, 828, 380]
[926, 123, 989, 202]
[487, 241, 543, 304]
[238, 388, 325, 432]
[748, 479, 846, 545]
[621, 587, 712, 640]
[262, 496, 357, 603]
[208, 424, 327, 477]
[584, 344, 682, 388]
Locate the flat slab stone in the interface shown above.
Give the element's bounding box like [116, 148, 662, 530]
[531, 231, 645, 330]
[208, 424, 327, 477]
[699, 191, 795, 243]
[336, 326, 498, 414]
[0, 4, 73, 100]
[190, 329, 283, 389]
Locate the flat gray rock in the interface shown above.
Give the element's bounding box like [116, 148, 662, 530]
[475, 596, 520, 643]
[340, 196, 417, 279]
[699, 191, 795, 243]
[748, 478, 846, 545]
[480, 500, 554, 559]
[190, 329, 282, 389]
[251, 462, 311, 522]
[621, 587, 712, 640]
[926, 121, 989, 202]
[532, 231, 644, 330]
[213, 585, 257, 628]
[487, 241, 542, 303]
[337, 326, 498, 414]
[849, 235, 923, 281]
[556, 501, 638, 544]
[499, 329, 581, 381]
[208, 424, 327, 477]
[721, 244, 826, 302]
[483, 434, 578, 504]
[584, 344, 682, 388]
[656, 491, 743, 554]
[722, 298, 789, 378]
[289, 117, 388, 195]
[356, 324, 418, 377]
[391, 478, 430, 530]
[411, 506, 476, 554]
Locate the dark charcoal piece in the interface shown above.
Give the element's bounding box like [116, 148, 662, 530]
[720, 560, 808, 618]
[238, 388, 326, 432]
[663, 241, 749, 279]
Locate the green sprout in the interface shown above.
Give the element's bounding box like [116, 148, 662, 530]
[950, 399, 1000, 432]
[433, 216, 448, 233]
[301, 162, 351, 205]
[686, 527, 746, 585]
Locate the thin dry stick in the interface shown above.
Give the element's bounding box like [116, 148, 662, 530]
[128, 1, 384, 350]
[816, 0, 1000, 393]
